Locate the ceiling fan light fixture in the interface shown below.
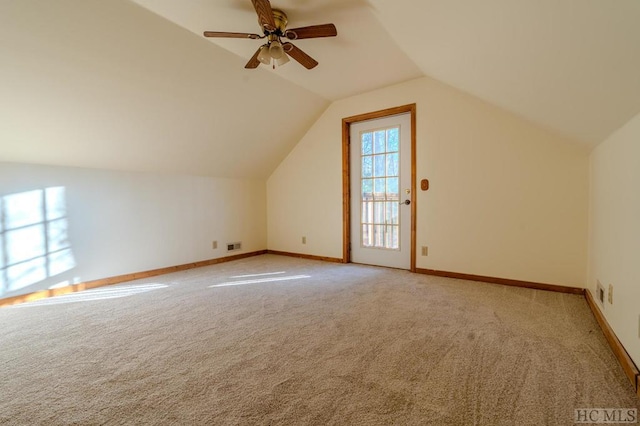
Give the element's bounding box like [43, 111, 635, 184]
[269, 40, 285, 60]
[257, 45, 271, 65]
[275, 53, 290, 66]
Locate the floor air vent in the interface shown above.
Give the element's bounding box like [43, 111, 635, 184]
[227, 242, 242, 252]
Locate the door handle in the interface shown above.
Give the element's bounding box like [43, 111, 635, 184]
[401, 199, 411, 205]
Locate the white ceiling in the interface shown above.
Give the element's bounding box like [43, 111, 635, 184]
[133, 0, 640, 146]
[2, 1, 639, 179]
[131, 0, 424, 101]
[370, 0, 640, 145]
[0, 0, 328, 179]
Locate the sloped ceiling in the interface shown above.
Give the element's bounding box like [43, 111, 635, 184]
[134, 0, 640, 146]
[369, 0, 640, 145]
[0, 0, 328, 179]
[2, 1, 640, 179]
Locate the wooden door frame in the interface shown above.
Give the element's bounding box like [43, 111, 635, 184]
[342, 103, 417, 272]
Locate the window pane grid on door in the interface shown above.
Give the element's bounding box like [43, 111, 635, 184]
[360, 126, 400, 250]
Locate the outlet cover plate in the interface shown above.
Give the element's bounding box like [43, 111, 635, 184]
[596, 280, 605, 307]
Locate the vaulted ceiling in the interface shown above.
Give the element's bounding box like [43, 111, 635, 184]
[2, 1, 639, 178]
[134, 0, 640, 146]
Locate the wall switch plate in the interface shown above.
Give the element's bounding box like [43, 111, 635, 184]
[212, 241, 217, 249]
[302, 236, 306, 244]
[421, 246, 428, 256]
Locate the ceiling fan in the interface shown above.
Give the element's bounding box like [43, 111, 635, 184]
[203, 0, 337, 70]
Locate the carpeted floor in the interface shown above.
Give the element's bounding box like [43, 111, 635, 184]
[0, 254, 638, 425]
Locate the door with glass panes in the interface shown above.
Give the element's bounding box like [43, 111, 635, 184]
[350, 113, 411, 269]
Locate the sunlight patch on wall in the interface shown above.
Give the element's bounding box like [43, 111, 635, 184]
[48, 277, 82, 290]
[0, 187, 76, 296]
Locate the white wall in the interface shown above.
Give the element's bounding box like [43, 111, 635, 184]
[268, 76, 589, 287]
[0, 162, 266, 299]
[588, 112, 640, 367]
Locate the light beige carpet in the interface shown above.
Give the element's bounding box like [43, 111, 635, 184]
[0, 254, 638, 425]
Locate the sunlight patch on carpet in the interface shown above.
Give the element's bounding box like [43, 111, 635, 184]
[10, 283, 168, 308]
[210, 275, 311, 288]
[230, 271, 286, 279]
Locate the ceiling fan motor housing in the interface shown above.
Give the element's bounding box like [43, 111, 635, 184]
[267, 9, 288, 34]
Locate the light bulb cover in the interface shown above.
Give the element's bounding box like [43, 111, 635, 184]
[257, 45, 271, 65]
[269, 41, 285, 60]
[275, 54, 290, 66]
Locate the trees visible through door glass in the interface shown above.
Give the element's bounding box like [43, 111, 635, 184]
[359, 126, 401, 250]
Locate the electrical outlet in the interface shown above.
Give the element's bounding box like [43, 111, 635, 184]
[608, 284, 613, 304]
[302, 236, 306, 244]
[421, 246, 428, 256]
[212, 241, 217, 249]
[596, 280, 605, 306]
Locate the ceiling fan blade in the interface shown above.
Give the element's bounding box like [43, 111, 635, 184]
[251, 0, 277, 32]
[284, 24, 337, 40]
[245, 47, 262, 69]
[282, 42, 318, 69]
[204, 31, 262, 40]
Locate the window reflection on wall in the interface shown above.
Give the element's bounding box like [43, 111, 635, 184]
[0, 187, 76, 296]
